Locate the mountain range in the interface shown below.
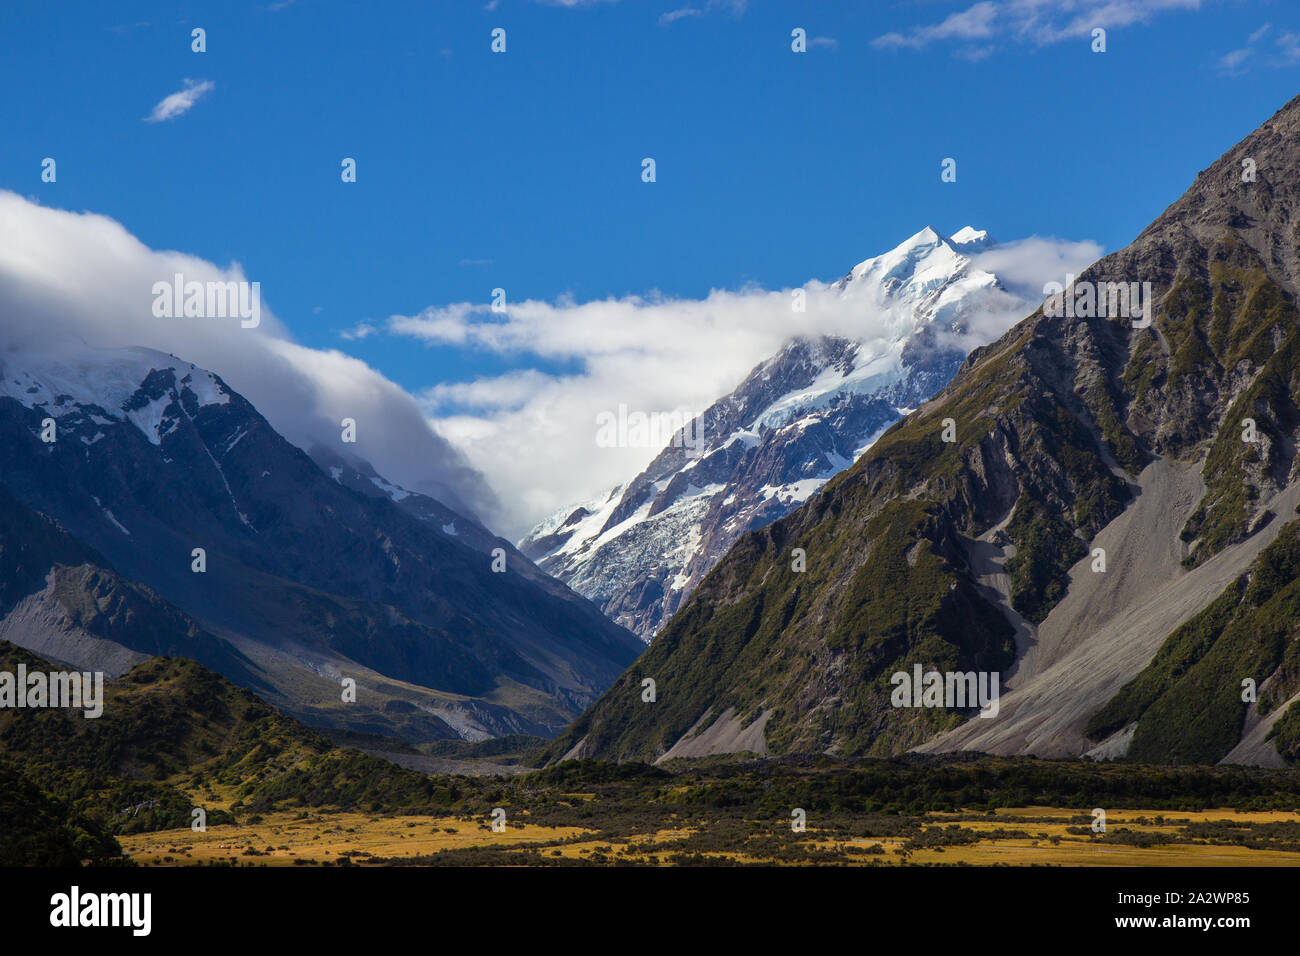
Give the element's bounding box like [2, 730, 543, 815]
[7, 94, 1300, 781]
[542, 94, 1300, 769]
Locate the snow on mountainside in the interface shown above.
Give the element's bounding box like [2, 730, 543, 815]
[0, 342, 521, 563]
[0, 345, 232, 446]
[520, 226, 1034, 641]
[0, 340, 642, 742]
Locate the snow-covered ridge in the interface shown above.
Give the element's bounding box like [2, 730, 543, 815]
[0, 343, 230, 446]
[522, 226, 1036, 642]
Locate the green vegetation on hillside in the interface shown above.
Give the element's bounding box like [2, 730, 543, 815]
[1171, 250, 1300, 566]
[0, 757, 122, 866]
[0, 643, 489, 860]
[544, 492, 1017, 763]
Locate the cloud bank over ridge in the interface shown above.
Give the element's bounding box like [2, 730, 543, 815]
[0, 191, 495, 523]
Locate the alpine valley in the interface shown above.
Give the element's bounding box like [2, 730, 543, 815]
[10, 3, 1300, 882]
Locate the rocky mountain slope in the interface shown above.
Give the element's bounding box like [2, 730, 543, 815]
[542, 94, 1300, 768]
[522, 226, 1029, 641]
[0, 344, 642, 743]
[0, 478, 266, 687]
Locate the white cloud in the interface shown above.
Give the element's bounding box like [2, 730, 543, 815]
[967, 237, 1104, 297]
[875, 2, 998, 50]
[0, 191, 495, 522]
[145, 79, 214, 123]
[658, 0, 745, 24]
[957, 44, 996, 62]
[339, 322, 377, 340]
[1217, 46, 1251, 73]
[659, 8, 701, 25]
[108, 21, 153, 36]
[875, 0, 1200, 56]
[1215, 22, 1295, 74]
[387, 234, 1101, 538]
[1276, 31, 1300, 63]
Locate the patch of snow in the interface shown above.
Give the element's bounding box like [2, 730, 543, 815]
[369, 474, 412, 502]
[90, 497, 130, 536]
[222, 427, 249, 456]
[720, 430, 761, 450]
[757, 477, 827, 504]
[103, 509, 131, 536]
[852, 419, 896, 461]
[123, 393, 173, 446]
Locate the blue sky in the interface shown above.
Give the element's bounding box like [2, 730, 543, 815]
[2, 0, 1297, 531]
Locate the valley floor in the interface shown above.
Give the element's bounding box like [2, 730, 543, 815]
[119, 806, 1300, 867]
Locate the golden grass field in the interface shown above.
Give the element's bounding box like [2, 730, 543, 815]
[119, 806, 1300, 866]
[120, 810, 594, 865]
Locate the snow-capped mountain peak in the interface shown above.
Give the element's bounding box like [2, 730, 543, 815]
[838, 226, 1004, 332]
[521, 226, 1036, 642]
